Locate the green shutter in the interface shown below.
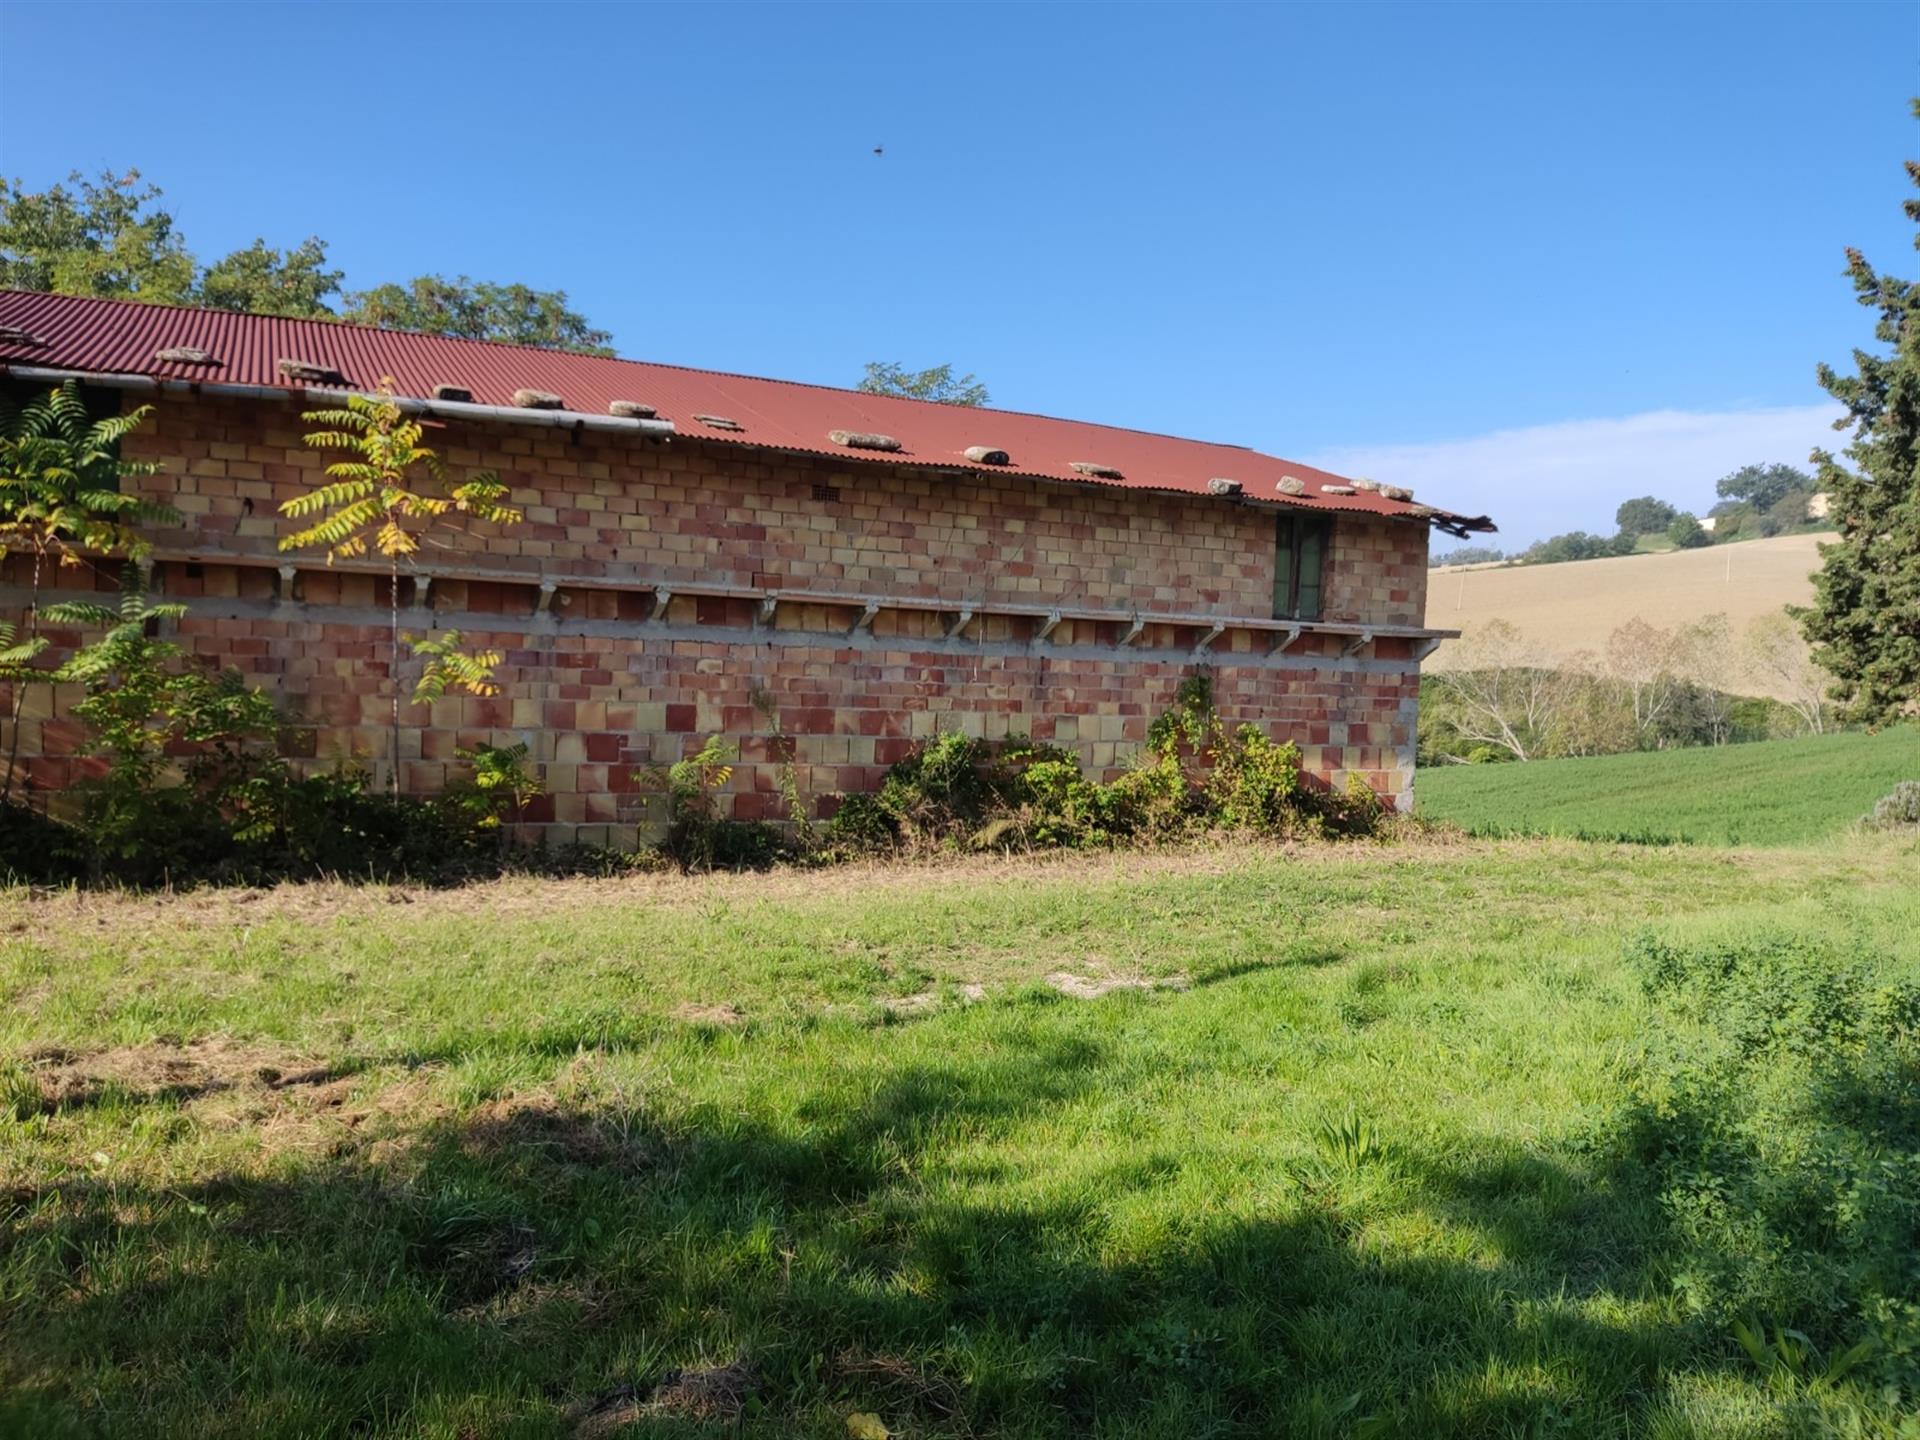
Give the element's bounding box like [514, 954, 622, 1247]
[1296, 520, 1326, 620]
[1273, 516, 1295, 619]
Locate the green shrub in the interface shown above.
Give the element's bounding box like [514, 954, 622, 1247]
[269, 768, 489, 880]
[21, 649, 1389, 887]
[1090, 749, 1196, 841]
[877, 730, 996, 840]
[443, 741, 544, 841]
[822, 791, 899, 853]
[652, 736, 786, 871]
[1864, 780, 1920, 831]
[1613, 927, 1920, 1398]
[44, 570, 287, 884]
[824, 679, 1384, 858]
[0, 802, 81, 884]
[1206, 724, 1303, 832]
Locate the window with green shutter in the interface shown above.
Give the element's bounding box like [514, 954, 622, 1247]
[1273, 514, 1331, 620]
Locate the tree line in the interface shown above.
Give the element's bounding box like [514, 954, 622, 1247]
[1432, 462, 1826, 568]
[0, 167, 991, 402]
[0, 168, 614, 354]
[1421, 612, 1831, 765]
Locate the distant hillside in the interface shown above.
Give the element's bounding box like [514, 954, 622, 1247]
[1424, 532, 1825, 699]
[1415, 728, 1919, 846]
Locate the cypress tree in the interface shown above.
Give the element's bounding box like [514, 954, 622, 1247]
[1799, 102, 1920, 724]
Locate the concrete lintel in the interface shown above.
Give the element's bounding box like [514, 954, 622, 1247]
[0, 583, 1431, 679]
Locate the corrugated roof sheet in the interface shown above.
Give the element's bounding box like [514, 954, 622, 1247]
[0, 290, 1493, 533]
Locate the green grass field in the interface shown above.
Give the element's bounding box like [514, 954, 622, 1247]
[1416, 728, 1920, 845]
[4, 833, 1919, 1438]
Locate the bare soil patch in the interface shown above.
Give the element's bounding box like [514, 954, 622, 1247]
[21, 1037, 319, 1111]
[1046, 970, 1189, 999]
[673, 1001, 743, 1026]
[567, 1360, 757, 1432]
[880, 982, 986, 1015]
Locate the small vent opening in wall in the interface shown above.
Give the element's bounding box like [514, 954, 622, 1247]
[812, 483, 842, 504]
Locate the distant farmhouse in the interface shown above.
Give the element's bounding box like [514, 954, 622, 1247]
[0, 291, 1492, 840]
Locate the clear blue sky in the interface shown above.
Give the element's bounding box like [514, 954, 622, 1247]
[0, 1, 1913, 545]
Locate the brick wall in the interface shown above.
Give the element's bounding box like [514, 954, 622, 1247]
[1, 392, 1436, 837]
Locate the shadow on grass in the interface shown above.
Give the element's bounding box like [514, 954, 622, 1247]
[1, 1027, 1783, 1440]
[1187, 949, 1347, 989]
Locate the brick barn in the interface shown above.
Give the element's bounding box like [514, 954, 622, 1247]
[0, 291, 1493, 844]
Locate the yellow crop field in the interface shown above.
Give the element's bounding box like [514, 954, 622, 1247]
[1425, 532, 1826, 698]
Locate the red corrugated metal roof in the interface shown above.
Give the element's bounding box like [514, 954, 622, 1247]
[0, 290, 1492, 533]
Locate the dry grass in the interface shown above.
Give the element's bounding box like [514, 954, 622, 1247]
[1425, 532, 1824, 698]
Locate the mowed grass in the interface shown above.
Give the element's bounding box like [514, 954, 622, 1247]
[1417, 727, 1920, 846]
[3, 836, 1918, 1438]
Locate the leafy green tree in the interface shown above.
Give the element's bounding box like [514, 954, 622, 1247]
[1520, 530, 1634, 565]
[1799, 114, 1920, 723]
[0, 168, 196, 302]
[48, 567, 193, 797]
[1616, 496, 1679, 536]
[341, 276, 614, 354]
[857, 362, 990, 407]
[1708, 501, 1754, 541]
[198, 236, 342, 317]
[444, 740, 543, 841]
[1666, 513, 1710, 549]
[49, 567, 286, 876]
[0, 382, 174, 803]
[404, 630, 503, 705]
[1431, 545, 1506, 567]
[2, 165, 614, 350]
[278, 385, 520, 793]
[0, 621, 48, 748]
[1716, 461, 1814, 514]
[1764, 489, 1811, 534]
